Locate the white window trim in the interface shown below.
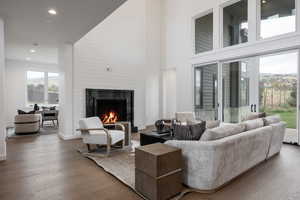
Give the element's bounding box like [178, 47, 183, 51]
[191, 9, 214, 56]
[257, 0, 297, 41]
[26, 71, 59, 107]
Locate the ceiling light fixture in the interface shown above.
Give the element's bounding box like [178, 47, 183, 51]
[262, 0, 267, 4]
[48, 9, 57, 15]
[30, 49, 36, 53]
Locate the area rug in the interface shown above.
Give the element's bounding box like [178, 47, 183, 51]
[78, 142, 209, 200]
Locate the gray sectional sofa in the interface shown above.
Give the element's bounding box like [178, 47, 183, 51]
[165, 116, 286, 191]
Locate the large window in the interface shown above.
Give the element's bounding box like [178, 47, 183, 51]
[27, 71, 59, 106]
[195, 12, 213, 54]
[260, 0, 296, 39]
[223, 0, 248, 47]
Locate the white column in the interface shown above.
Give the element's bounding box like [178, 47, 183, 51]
[58, 44, 75, 140]
[0, 18, 6, 160]
[144, 0, 161, 125]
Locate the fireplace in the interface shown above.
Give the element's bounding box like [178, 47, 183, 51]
[86, 89, 137, 132]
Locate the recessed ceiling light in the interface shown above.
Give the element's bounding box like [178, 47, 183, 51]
[30, 49, 36, 53]
[262, 0, 267, 4]
[26, 57, 31, 61]
[48, 9, 57, 15]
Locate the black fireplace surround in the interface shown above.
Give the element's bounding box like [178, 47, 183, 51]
[86, 89, 137, 132]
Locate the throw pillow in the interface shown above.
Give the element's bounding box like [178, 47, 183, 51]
[242, 118, 264, 131]
[174, 121, 206, 140]
[17, 110, 35, 115]
[200, 123, 245, 141]
[263, 115, 281, 126]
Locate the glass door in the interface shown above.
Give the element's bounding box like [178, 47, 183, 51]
[194, 64, 218, 120]
[221, 59, 253, 123]
[257, 51, 299, 144]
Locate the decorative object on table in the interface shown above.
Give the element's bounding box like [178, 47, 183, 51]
[135, 143, 183, 200]
[14, 113, 40, 134]
[41, 110, 59, 127]
[33, 104, 40, 111]
[155, 120, 165, 132]
[77, 117, 126, 156]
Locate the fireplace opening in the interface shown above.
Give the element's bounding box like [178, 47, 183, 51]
[86, 89, 137, 132]
[97, 99, 127, 124]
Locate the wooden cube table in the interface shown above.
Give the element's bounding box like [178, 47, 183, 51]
[135, 143, 183, 200]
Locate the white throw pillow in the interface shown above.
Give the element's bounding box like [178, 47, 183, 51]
[242, 118, 264, 131]
[263, 115, 281, 126]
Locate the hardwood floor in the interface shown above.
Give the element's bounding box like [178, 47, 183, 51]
[1, 134, 300, 200]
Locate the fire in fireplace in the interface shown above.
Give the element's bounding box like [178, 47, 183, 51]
[101, 111, 119, 124]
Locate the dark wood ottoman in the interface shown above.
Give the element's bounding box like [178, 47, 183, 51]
[135, 143, 183, 200]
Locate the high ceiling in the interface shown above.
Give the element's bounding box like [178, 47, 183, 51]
[0, 0, 126, 64]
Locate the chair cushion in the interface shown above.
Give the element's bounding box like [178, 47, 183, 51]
[83, 130, 124, 145]
[200, 123, 245, 141]
[79, 117, 103, 129]
[242, 118, 264, 131]
[206, 120, 221, 129]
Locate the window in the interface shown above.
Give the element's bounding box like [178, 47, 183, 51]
[223, 0, 248, 47]
[195, 12, 213, 54]
[260, 0, 296, 39]
[26, 71, 59, 105]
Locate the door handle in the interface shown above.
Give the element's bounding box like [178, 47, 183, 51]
[251, 104, 253, 112]
[254, 104, 257, 112]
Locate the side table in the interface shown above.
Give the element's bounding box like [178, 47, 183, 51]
[135, 143, 183, 200]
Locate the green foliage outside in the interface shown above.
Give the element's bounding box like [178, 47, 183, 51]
[261, 107, 297, 129]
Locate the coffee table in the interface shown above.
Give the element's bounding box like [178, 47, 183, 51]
[140, 130, 174, 146]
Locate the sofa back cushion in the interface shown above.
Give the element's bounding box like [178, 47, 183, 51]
[206, 120, 221, 129]
[242, 112, 266, 121]
[200, 123, 245, 141]
[174, 121, 206, 140]
[263, 115, 281, 126]
[242, 118, 264, 131]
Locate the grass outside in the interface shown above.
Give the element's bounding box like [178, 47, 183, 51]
[263, 107, 297, 129]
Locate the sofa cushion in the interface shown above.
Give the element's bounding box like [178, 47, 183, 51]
[263, 115, 281, 126]
[242, 118, 264, 131]
[200, 123, 245, 141]
[174, 121, 206, 141]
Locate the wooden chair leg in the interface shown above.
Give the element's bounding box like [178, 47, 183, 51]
[106, 143, 111, 157]
[87, 144, 91, 152]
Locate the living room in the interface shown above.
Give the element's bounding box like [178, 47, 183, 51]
[1, 0, 300, 199]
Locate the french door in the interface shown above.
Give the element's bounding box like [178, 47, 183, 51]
[219, 50, 300, 144]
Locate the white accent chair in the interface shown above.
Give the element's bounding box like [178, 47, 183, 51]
[77, 117, 125, 156]
[175, 112, 201, 125]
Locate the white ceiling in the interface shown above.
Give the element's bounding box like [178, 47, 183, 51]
[0, 0, 126, 64]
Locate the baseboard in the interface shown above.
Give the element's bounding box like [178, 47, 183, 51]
[58, 133, 81, 140]
[0, 154, 6, 161]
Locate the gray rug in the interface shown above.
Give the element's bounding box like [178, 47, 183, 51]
[78, 143, 208, 200]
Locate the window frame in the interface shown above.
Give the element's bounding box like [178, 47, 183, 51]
[192, 9, 214, 55]
[220, 0, 249, 48]
[26, 70, 59, 107]
[257, 0, 298, 40]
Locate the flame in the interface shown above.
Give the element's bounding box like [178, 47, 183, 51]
[101, 111, 118, 124]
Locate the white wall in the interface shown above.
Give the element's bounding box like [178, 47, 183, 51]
[73, 0, 161, 133]
[0, 18, 6, 161]
[5, 59, 58, 126]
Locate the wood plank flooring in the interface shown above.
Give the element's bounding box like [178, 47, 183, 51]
[1, 134, 300, 200]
